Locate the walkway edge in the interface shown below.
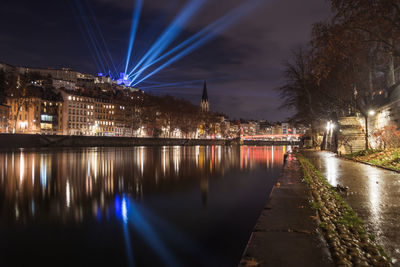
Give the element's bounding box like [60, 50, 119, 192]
[239, 154, 333, 267]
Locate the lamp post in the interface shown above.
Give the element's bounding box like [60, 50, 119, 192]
[325, 120, 335, 150]
[365, 109, 375, 150]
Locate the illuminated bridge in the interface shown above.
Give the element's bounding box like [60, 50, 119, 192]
[241, 134, 303, 141]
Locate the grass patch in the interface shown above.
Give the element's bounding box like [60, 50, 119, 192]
[345, 148, 400, 172]
[344, 149, 382, 159]
[311, 201, 321, 210]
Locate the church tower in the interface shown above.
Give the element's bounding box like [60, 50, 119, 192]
[201, 81, 209, 112]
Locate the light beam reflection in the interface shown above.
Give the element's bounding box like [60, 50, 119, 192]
[126, 197, 180, 267]
[115, 195, 135, 267]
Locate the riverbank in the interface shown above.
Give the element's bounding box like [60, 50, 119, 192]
[0, 134, 299, 148]
[240, 151, 393, 267]
[239, 153, 334, 267]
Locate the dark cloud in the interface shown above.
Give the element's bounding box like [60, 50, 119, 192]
[0, 0, 332, 121]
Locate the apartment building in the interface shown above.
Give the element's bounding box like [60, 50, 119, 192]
[0, 104, 10, 133]
[7, 86, 63, 134]
[59, 90, 95, 136]
[93, 98, 115, 136]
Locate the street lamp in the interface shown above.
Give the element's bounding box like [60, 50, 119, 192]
[325, 120, 335, 150]
[365, 109, 375, 150]
[326, 121, 335, 131]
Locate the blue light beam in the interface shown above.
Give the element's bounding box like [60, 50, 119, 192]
[70, 2, 103, 73]
[131, 0, 263, 87]
[84, 0, 119, 78]
[138, 79, 206, 90]
[127, 6, 243, 80]
[124, 0, 144, 74]
[127, 0, 207, 79]
[73, 0, 107, 73]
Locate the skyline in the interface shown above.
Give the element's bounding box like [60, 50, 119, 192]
[0, 0, 332, 120]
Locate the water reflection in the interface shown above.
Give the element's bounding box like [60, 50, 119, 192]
[323, 152, 339, 186]
[364, 166, 383, 235]
[0, 146, 285, 224]
[0, 145, 287, 267]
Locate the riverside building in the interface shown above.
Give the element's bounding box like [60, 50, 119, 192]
[0, 104, 10, 133]
[94, 97, 115, 136]
[59, 90, 95, 136]
[7, 86, 63, 134]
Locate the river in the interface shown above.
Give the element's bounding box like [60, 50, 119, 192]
[0, 145, 287, 267]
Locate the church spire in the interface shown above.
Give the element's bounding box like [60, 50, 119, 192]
[201, 81, 209, 112]
[202, 81, 208, 101]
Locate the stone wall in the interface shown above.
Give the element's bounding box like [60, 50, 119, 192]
[337, 116, 366, 154]
[0, 134, 300, 149]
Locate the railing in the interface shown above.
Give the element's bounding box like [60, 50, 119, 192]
[241, 134, 302, 140]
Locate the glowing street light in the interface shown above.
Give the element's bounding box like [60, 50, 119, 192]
[368, 110, 376, 116]
[326, 121, 335, 132]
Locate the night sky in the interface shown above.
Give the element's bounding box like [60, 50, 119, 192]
[0, 0, 331, 121]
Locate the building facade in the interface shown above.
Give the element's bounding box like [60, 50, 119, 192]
[7, 86, 63, 134]
[59, 90, 95, 136]
[94, 97, 115, 136]
[0, 104, 10, 133]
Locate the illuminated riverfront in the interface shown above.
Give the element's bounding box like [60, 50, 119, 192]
[5, 0, 400, 265]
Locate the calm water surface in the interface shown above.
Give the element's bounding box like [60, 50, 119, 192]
[0, 146, 286, 267]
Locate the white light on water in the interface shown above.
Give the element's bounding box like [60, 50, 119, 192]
[19, 152, 25, 184]
[66, 180, 71, 208]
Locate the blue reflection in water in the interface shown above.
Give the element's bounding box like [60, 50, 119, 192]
[115, 195, 180, 267]
[134, 203, 206, 262]
[96, 207, 101, 222]
[115, 195, 135, 267]
[115, 195, 122, 219]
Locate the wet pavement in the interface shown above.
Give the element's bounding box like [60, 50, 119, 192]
[240, 154, 333, 267]
[302, 150, 400, 266]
